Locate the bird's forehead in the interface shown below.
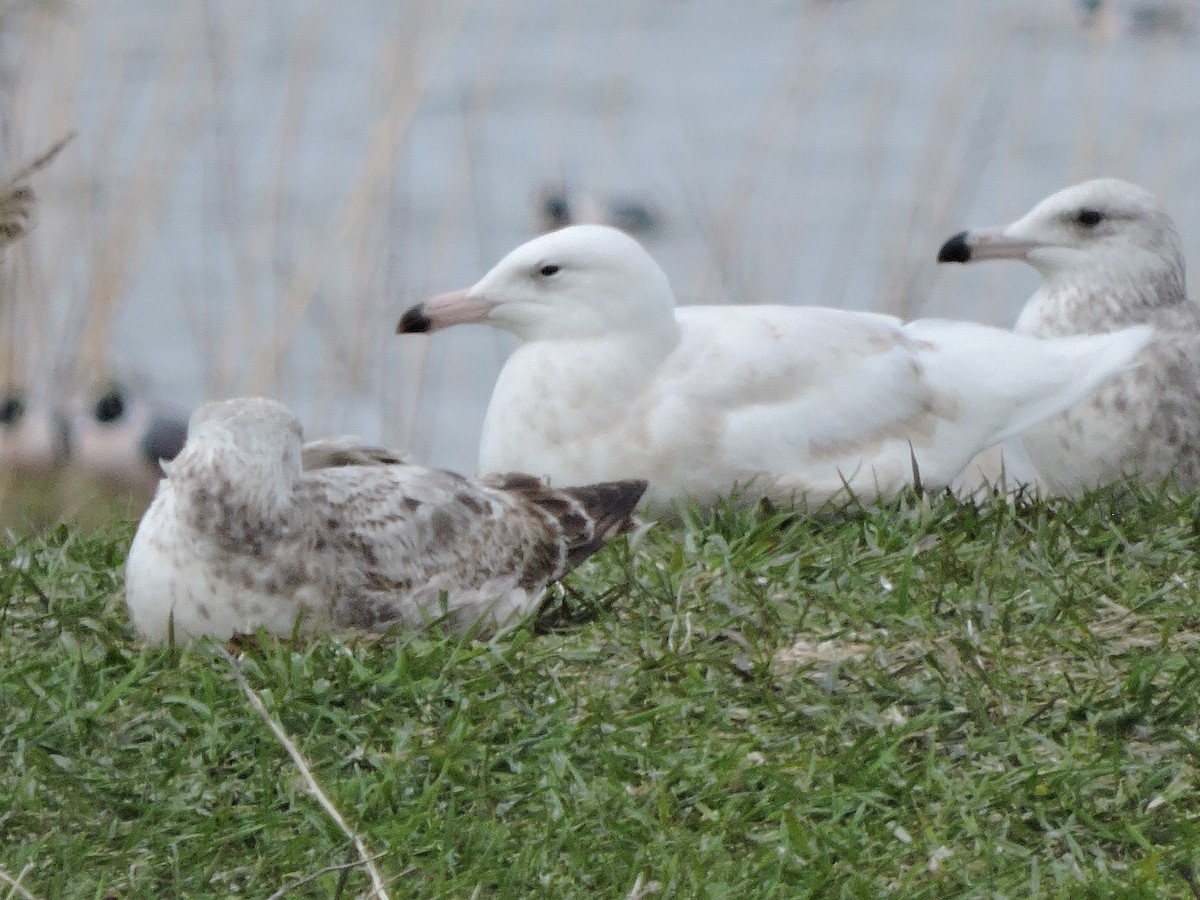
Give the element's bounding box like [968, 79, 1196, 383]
[496, 225, 641, 272]
[1032, 179, 1160, 221]
[190, 398, 298, 435]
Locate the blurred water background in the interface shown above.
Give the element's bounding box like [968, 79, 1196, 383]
[1, 0, 1198, 482]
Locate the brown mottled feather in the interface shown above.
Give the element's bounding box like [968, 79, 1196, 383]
[301, 438, 408, 470]
[124, 398, 646, 643]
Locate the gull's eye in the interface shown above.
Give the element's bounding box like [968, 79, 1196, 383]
[1075, 208, 1104, 228]
[538, 264, 560, 278]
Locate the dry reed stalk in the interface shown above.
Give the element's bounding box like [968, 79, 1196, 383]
[412, 0, 527, 449]
[687, 3, 836, 307]
[815, 0, 906, 311]
[1, 131, 74, 188]
[0, 861, 39, 900]
[199, 1, 333, 397]
[67, 5, 215, 388]
[420, 0, 521, 285]
[1, 3, 194, 387]
[386, 0, 507, 456]
[239, 0, 469, 403]
[535, 0, 585, 181]
[1111, 39, 1173, 177]
[879, 0, 1029, 319]
[597, 0, 652, 157]
[4, 5, 89, 382]
[1070, 28, 1113, 181]
[0, 132, 74, 345]
[216, 646, 392, 900]
[979, 21, 1054, 326]
[457, 0, 526, 263]
[309, 48, 408, 431]
[0, 132, 74, 438]
[0, 132, 74, 243]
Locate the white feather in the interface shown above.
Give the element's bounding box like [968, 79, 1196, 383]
[408, 225, 1151, 510]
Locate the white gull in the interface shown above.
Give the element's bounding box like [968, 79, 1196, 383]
[938, 177, 1199, 494]
[397, 225, 1152, 511]
[124, 397, 645, 644]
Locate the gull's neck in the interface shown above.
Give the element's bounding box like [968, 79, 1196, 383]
[1017, 263, 1188, 335]
[509, 325, 679, 408]
[479, 325, 680, 476]
[167, 436, 302, 550]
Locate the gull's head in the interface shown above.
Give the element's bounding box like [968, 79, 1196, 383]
[937, 178, 1185, 296]
[397, 225, 678, 343]
[170, 398, 304, 507]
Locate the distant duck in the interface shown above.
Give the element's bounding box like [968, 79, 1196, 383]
[535, 184, 662, 237]
[125, 397, 647, 643]
[70, 380, 189, 494]
[1078, 0, 1196, 35]
[0, 387, 68, 474]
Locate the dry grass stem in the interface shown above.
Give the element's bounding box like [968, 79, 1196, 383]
[0, 862, 40, 900]
[625, 872, 663, 899]
[240, 0, 468, 399]
[216, 646, 391, 900]
[691, 5, 835, 306]
[2, 132, 75, 187]
[264, 852, 393, 900]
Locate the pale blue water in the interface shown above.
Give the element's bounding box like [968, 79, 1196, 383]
[3, 0, 1199, 472]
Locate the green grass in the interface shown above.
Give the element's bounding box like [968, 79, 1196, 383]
[3, 488, 1200, 897]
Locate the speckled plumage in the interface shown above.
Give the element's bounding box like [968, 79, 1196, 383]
[397, 225, 1151, 512]
[939, 178, 1200, 494]
[124, 397, 645, 644]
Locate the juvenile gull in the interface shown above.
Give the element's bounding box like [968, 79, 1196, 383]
[124, 397, 646, 644]
[938, 177, 1200, 494]
[397, 225, 1152, 511]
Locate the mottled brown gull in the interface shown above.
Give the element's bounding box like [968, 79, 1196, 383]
[124, 397, 646, 644]
[938, 177, 1200, 494]
[397, 224, 1152, 512]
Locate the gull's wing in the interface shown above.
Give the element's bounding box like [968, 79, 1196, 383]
[301, 437, 408, 470]
[298, 465, 642, 634]
[653, 306, 1149, 501]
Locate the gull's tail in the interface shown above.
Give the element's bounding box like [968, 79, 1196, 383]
[906, 320, 1154, 455]
[482, 473, 648, 572]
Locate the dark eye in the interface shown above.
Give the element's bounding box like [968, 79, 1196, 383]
[94, 387, 127, 424]
[0, 394, 23, 425]
[1075, 208, 1104, 228]
[538, 264, 560, 277]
